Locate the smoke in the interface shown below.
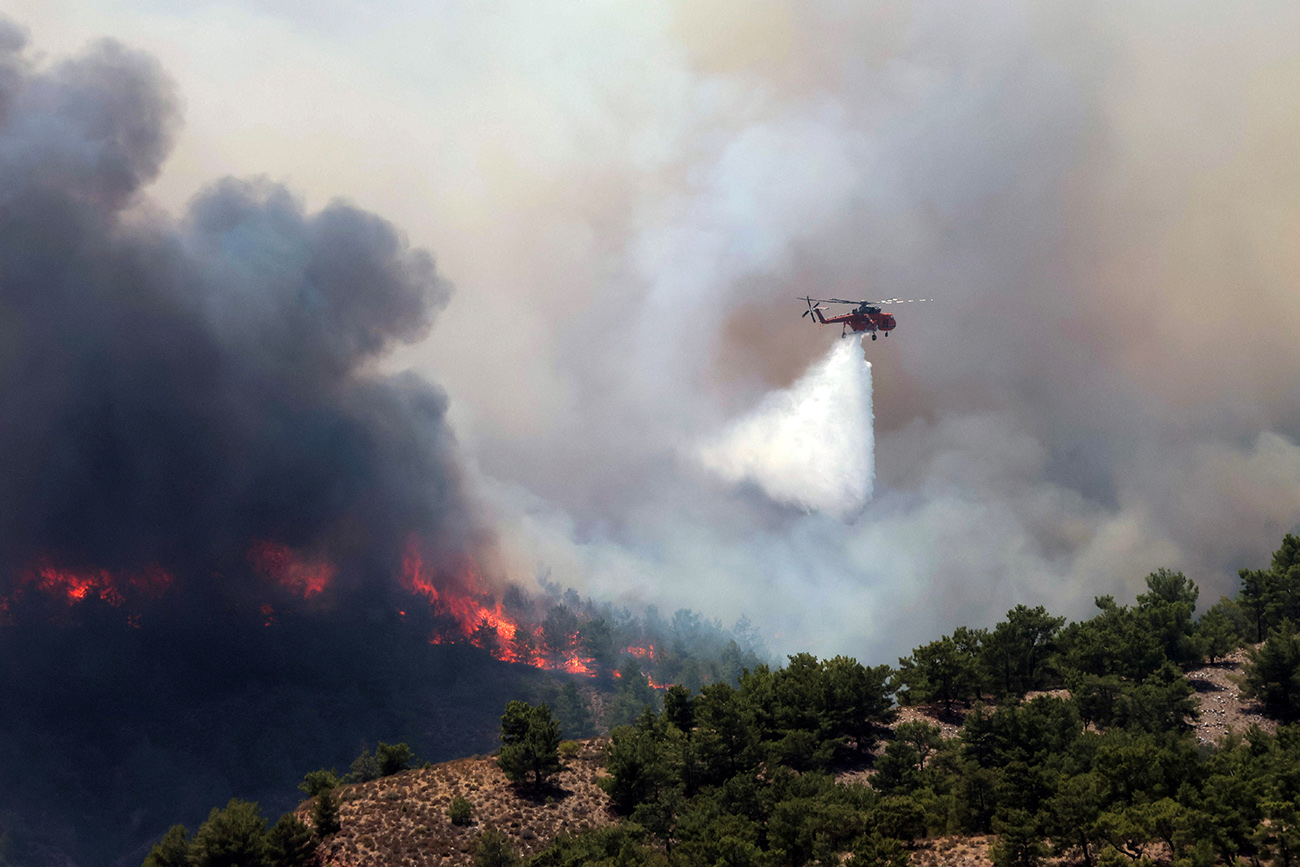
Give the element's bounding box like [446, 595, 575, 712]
[0, 23, 520, 866]
[3, 2, 1299, 858]
[336, 0, 1300, 662]
[697, 338, 873, 518]
[8, 0, 1300, 711]
[0, 28, 477, 605]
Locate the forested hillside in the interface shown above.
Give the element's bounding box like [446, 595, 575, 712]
[146, 535, 1300, 867]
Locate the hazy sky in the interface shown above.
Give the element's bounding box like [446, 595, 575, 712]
[8, 0, 1300, 661]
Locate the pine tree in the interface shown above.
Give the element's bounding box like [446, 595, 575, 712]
[188, 799, 268, 867]
[498, 700, 562, 790]
[311, 787, 341, 838]
[265, 814, 316, 867]
[142, 825, 190, 867]
[1244, 620, 1300, 722]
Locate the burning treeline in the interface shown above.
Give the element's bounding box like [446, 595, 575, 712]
[1, 533, 691, 684]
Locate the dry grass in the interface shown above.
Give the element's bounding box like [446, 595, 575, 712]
[301, 739, 614, 866]
[911, 835, 996, 867]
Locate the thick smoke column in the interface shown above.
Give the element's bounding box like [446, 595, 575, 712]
[0, 23, 512, 867]
[697, 339, 873, 519]
[0, 26, 472, 608]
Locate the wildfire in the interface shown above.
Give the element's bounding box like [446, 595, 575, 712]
[534, 645, 597, 677]
[17, 559, 172, 607]
[611, 668, 669, 690]
[400, 537, 610, 678]
[0, 557, 174, 627]
[402, 538, 521, 659]
[5, 541, 672, 691]
[248, 541, 334, 599]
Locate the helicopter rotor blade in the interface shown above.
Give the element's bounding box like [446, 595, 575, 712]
[797, 296, 935, 306]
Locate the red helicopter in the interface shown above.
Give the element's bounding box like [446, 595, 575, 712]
[799, 295, 932, 340]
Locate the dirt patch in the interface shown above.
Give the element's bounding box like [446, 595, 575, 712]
[911, 836, 995, 867]
[304, 739, 614, 866]
[1186, 647, 1276, 745]
[894, 703, 968, 739]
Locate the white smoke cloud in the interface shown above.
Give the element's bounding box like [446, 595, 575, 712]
[696, 338, 874, 519]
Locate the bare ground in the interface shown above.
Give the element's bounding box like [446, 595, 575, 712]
[1185, 647, 1276, 744]
[912, 836, 996, 867]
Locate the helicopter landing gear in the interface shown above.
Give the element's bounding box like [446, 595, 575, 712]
[871, 333, 877, 341]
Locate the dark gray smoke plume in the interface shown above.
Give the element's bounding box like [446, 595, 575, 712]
[0, 22, 512, 866]
[0, 26, 470, 599]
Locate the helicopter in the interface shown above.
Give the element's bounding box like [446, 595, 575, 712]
[799, 296, 932, 340]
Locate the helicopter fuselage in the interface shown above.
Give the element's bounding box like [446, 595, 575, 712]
[811, 307, 896, 336]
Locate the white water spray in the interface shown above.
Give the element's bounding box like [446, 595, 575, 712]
[697, 339, 874, 519]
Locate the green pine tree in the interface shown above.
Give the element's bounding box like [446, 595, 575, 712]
[498, 700, 562, 790]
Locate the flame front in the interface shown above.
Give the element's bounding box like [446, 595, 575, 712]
[4, 539, 669, 689]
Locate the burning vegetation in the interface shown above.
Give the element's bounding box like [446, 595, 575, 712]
[2, 533, 753, 689]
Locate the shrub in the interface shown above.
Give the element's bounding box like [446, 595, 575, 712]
[472, 827, 521, 867]
[449, 796, 474, 826]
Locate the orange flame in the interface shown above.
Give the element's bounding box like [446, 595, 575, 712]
[534, 643, 597, 677]
[400, 536, 608, 677]
[402, 538, 522, 660]
[18, 559, 172, 607]
[248, 541, 334, 599]
[1, 558, 173, 627]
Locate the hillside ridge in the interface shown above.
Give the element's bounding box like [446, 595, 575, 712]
[301, 739, 612, 866]
[301, 659, 1271, 867]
